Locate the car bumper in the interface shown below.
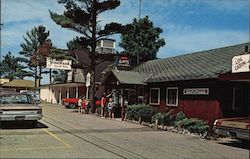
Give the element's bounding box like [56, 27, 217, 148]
[0, 114, 43, 121]
[214, 127, 250, 140]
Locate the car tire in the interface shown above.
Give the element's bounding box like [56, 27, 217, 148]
[69, 103, 76, 109]
[31, 120, 37, 127]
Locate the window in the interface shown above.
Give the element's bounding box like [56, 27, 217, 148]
[150, 88, 160, 105]
[232, 88, 243, 110]
[166, 87, 178, 107]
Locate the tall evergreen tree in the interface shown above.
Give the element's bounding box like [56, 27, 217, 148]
[50, 0, 124, 112]
[120, 16, 165, 65]
[0, 52, 31, 80]
[20, 26, 51, 87]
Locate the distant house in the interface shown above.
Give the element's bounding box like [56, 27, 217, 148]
[103, 43, 250, 125]
[1, 79, 36, 93]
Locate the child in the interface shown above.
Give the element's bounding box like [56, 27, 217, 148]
[107, 98, 115, 119]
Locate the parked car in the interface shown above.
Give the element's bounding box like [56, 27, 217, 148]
[0, 92, 43, 126]
[62, 97, 100, 109]
[213, 116, 250, 141]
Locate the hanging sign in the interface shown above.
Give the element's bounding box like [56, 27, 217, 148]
[183, 88, 209, 95]
[46, 57, 72, 70]
[232, 54, 250, 73]
[118, 56, 130, 67]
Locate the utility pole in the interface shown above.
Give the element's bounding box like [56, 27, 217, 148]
[137, 0, 142, 66]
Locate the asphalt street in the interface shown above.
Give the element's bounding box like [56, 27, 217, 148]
[0, 103, 249, 158]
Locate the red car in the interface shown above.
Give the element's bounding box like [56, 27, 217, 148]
[62, 98, 100, 109]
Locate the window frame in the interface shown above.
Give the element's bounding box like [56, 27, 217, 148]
[149, 88, 160, 105]
[232, 87, 241, 110]
[166, 87, 179, 107]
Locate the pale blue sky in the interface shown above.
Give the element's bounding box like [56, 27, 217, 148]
[1, 0, 249, 84]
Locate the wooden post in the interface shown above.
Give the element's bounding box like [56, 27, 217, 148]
[139, 117, 142, 124]
[155, 119, 158, 130]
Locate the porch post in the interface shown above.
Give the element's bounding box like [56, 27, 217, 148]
[67, 87, 69, 98]
[59, 87, 62, 104]
[76, 86, 79, 98]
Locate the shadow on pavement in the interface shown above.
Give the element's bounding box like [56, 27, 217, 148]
[0, 121, 48, 129]
[218, 139, 250, 150]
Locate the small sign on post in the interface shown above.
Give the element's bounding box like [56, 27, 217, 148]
[86, 73, 91, 87]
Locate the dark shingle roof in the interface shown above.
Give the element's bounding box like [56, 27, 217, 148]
[133, 42, 250, 82]
[112, 70, 149, 85]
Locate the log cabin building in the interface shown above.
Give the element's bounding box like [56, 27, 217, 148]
[103, 43, 250, 125]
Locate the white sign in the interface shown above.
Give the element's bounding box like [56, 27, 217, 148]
[46, 57, 72, 70]
[183, 88, 209, 95]
[86, 73, 91, 87]
[232, 54, 250, 73]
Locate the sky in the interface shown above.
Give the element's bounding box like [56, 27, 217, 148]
[1, 0, 249, 84]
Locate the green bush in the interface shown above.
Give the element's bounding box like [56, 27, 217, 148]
[151, 110, 173, 126]
[175, 111, 186, 121]
[175, 118, 209, 134]
[126, 104, 157, 122]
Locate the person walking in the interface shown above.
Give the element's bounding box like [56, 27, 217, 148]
[107, 98, 115, 119]
[100, 93, 107, 118]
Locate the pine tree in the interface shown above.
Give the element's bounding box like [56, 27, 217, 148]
[50, 0, 124, 112]
[20, 25, 51, 88]
[120, 16, 165, 65]
[0, 52, 31, 80]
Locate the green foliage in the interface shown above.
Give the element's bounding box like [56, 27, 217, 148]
[0, 52, 31, 80]
[126, 104, 157, 123]
[120, 16, 166, 64]
[175, 111, 186, 121]
[52, 70, 67, 83]
[175, 118, 209, 134]
[151, 110, 173, 126]
[19, 25, 51, 86]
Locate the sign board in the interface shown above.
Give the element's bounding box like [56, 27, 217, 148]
[46, 57, 72, 70]
[118, 56, 130, 67]
[86, 73, 91, 87]
[232, 54, 250, 73]
[183, 88, 209, 95]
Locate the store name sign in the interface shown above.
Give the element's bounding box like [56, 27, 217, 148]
[118, 56, 130, 67]
[183, 88, 209, 95]
[232, 54, 250, 73]
[46, 57, 72, 70]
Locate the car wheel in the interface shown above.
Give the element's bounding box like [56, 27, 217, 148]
[69, 103, 76, 109]
[31, 120, 37, 127]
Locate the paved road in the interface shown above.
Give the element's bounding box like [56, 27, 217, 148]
[0, 104, 249, 158]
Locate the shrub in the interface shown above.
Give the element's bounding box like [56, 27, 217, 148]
[175, 118, 209, 134]
[151, 110, 174, 126]
[175, 111, 186, 121]
[126, 104, 157, 122]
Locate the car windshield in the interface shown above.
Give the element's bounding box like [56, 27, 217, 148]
[0, 94, 33, 104]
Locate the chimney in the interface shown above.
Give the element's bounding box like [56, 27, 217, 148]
[245, 45, 249, 53]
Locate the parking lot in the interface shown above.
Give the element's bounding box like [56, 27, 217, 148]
[0, 103, 249, 158]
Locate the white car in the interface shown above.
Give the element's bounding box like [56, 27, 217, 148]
[0, 93, 43, 126]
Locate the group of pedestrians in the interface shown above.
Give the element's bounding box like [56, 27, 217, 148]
[77, 90, 127, 120]
[101, 92, 115, 119]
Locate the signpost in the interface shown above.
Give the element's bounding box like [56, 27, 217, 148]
[85, 73, 91, 100]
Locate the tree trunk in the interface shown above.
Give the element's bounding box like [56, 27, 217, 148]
[89, 0, 97, 113]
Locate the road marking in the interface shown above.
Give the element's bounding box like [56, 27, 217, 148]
[0, 146, 69, 151]
[42, 128, 71, 148]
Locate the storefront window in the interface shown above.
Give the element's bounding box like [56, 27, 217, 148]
[150, 88, 160, 105]
[166, 87, 178, 107]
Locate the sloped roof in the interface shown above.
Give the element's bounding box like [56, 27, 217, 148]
[112, 70, 149, 85]
[3, 80, 35, 88]
[133, 42, 250, 82]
